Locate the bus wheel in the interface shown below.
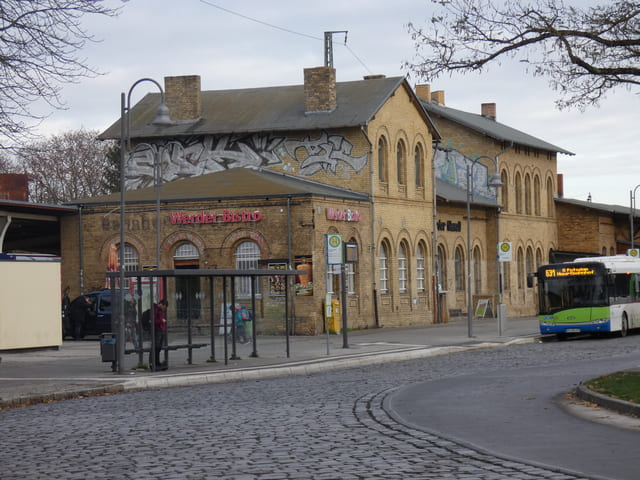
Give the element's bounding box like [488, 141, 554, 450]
[620, 315, 629, 338]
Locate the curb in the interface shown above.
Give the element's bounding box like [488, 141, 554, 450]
[0, 337, 538, 409]
[0, 383, 125, 410]
[575, 382, 640, 418]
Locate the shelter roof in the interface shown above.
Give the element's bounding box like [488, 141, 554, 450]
[68, 167, 370, 206]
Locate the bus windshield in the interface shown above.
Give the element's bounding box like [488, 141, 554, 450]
[539, 273, 608, 315]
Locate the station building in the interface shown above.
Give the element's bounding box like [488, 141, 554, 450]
[60, 68, 584, 333]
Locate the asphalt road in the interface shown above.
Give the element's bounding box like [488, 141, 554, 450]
[1, 334, 639, 479]
[388, 337, 640, 480]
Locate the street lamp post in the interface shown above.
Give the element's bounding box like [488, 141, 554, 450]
[630, 185, 640, 250]
[118, 78, 172, 374]
[466, 156, 502, 338]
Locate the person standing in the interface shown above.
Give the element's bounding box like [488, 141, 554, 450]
[68, 295, 92, 340]
[234, 304, 249, 344]
[150, 299, 168, 370]
[124, 296, 139, 350]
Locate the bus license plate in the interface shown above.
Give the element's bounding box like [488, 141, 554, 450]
[566, 328, 580, 333]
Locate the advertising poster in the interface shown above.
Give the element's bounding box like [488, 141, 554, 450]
[268, 262, 287, 297]
[295, 256, 313, 296]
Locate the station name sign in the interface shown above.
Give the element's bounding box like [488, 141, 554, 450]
[170, 210, 262, 225]
[544, 266, 595, 278]
[326, 207, 361, 222]
[437, 220, 462, 232]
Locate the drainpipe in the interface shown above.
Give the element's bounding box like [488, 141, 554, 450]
[287, 196, 294, 334]
[431, 141, 440, 323]
[78, 204, 84, 293]
[361, 126, 378, 328]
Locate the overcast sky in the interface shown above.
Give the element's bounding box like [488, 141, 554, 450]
[34, 0, 638, 208]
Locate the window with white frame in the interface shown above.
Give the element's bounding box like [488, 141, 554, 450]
[455, 246, 464, 291]
[379, 241, 389, 294]
[117, 244, 139, 288]
[398, 241, 408, 293]
[416, 242, 425, 293]
[235, 240, 261, 297]
[174, 242, 199, 259]
[346, 239, 358, 294]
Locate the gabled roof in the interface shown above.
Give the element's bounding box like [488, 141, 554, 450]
[100, 76, 440, 140]
[556, 196, 635, 217]
[67, 167, 370, 206]
[422, 100, 573, 155]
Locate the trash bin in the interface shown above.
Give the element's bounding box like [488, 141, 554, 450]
[100, 333, 116, 363]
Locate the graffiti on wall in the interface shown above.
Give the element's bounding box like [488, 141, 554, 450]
[125, 131, 368, 190]
[434, 148, 497, 200]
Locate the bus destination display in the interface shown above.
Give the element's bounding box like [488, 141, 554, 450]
[544, 266, 595, 278]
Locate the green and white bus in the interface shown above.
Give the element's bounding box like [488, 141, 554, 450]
[534, 254, 640, 337]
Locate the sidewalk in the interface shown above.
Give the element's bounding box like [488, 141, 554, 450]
[0, 315, 539, 409]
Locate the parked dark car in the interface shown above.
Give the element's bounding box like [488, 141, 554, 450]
[62, 290, 114, 339]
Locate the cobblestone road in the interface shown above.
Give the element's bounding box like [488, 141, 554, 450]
[3, 337, 638, 479]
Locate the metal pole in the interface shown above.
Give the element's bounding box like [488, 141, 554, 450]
[466, 164, 473, 338]
[118, 92, 127, 374]
[631, 189, 635, 250]
[155, 148, 161, 268]
[496, 193, 503, 337]
[341, 263, 349, 348]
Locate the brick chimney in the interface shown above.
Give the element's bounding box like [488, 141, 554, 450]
[304, 66, 336, 113]
[164, 75, 202, 121]
[431, 90, 445, 105]
[415, 84, 431, 101]
[481, 103, 496, 120]
[0, 174, 29, 201]
[557, 173, 563, 198]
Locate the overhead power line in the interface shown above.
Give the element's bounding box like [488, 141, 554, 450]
[198, 0, 373, 74]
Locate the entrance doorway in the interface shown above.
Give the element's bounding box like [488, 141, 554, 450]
[173, 243, 200, 320]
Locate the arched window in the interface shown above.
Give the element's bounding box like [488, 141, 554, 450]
[397, 140, 406, 185]
[378, 137, 388, 183]
[379, 240, 390, 294]
[174, 242, 198, 259]
[503, 259, 511, 291]
[602, 246, 607, 256]
[610, 247, 615, 256]
[117, 243, 139, 287]
[437, 244, 447, 291]
[515, 173, 523, 214]
[536, 248, 543, 271]
[546, 177, 554, 217]
[415, 144, 424, 188]
[346, 238, 358, 295]
[455, 245, 465, 291]
[500, 170, 509, 213]
[534, 176, 541, 216]
[526, 247, 534, 288]
[398, 241, 409, 293]
[525, 174, 532, 215]
[473, 246, 481, 294]
[517, 248, 525, 289]
[416, 241, 426, 293]
[235, 240, 261, 297]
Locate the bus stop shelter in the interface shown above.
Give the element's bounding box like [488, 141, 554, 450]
[106, 268, 303, 373]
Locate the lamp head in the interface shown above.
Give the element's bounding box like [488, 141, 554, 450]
[488, 172, 503, 189]
[151, 102, 173, 126]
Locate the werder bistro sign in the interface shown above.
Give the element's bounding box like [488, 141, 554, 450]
[170, 210, 262, 224]
[326, 207, 361, 222]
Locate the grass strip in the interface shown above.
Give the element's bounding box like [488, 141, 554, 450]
[585, 371, 640, 404]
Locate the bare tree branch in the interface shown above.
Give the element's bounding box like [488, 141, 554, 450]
[13, 129, 115, 203]
[0, 1, 119, 148]
[405, 0, 640, 109]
